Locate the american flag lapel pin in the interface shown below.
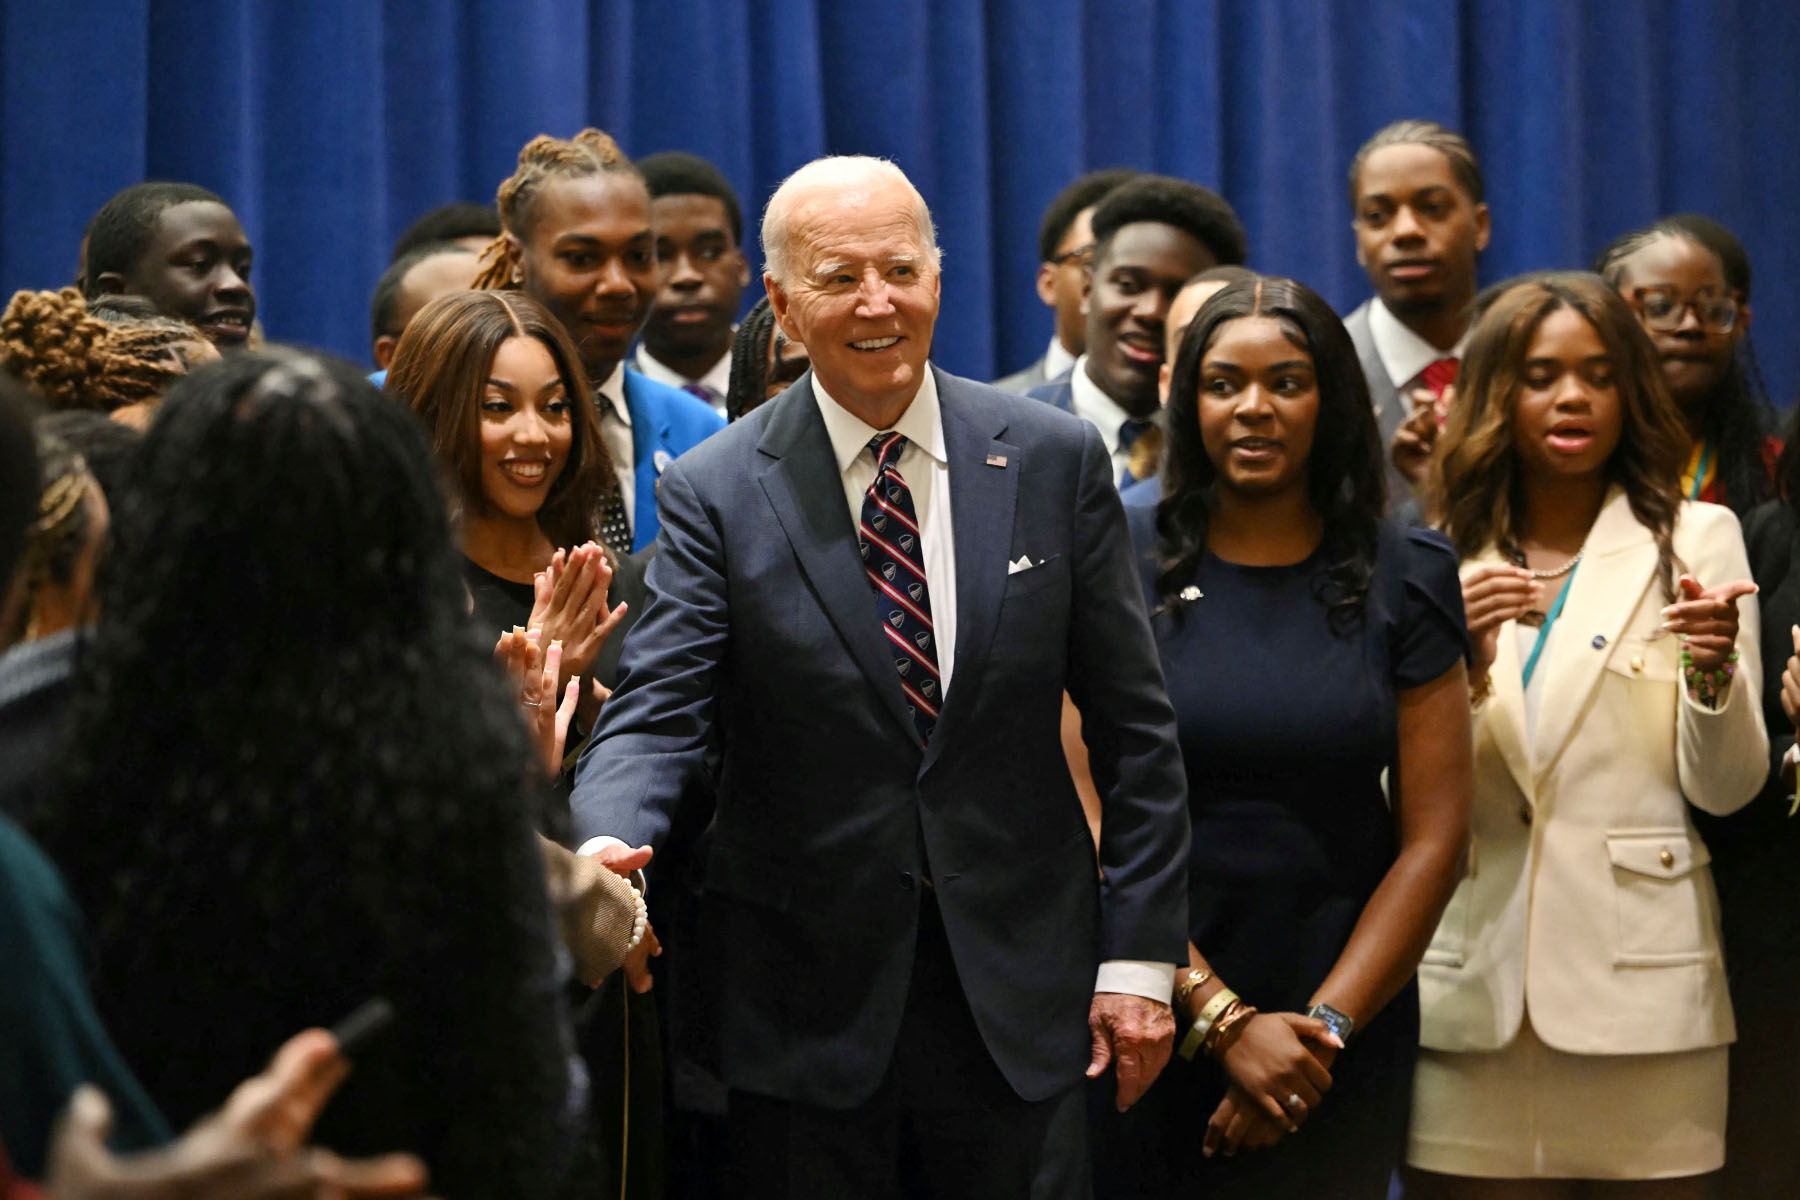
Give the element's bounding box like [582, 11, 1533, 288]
[986, 452, 1008, 468]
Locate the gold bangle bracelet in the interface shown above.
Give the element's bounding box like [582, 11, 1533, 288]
[1173, 968, 1213, 1015]
[1178, 987, 1238, 1061]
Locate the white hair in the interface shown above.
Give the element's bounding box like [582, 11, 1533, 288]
[760, 155, 941, 285]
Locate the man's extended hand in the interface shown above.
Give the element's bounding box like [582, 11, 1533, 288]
[1086, 992, 1175, 1112]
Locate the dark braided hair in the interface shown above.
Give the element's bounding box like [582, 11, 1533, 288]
[725, 296, 780, 420]
[1348, 119, 1484, 210]
[473, 128, 639, 291]
[1155, 277, 1385, 633]
[1, 289, 204, 413]
[1594, 219, 1773, 515]
[38, 350, 577, 1195]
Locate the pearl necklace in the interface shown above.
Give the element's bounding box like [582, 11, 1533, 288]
[1527, 550, 1582, 580]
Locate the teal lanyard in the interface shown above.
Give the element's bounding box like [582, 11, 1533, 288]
[1520, 562, 1578, 690]
[1689, 441, 1713, 500]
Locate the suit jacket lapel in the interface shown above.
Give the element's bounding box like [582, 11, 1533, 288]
[1530, 488, 1656, 779]
[922, 370, 1016, 772]
[754, 381, 920, 746]
[1467, 547, 1536, 804]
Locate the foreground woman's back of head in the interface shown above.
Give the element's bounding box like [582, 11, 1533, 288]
[37, 349, 580, 1198]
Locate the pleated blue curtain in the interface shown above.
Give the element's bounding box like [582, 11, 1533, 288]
[2, 0, 1797, 400]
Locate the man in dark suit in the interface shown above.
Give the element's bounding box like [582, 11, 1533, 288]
[573, 156, 1190, 1198]
[1341, 120, 1489, 512]
[1028, 175, 1246, 489]
[993, 168, 1138, 394]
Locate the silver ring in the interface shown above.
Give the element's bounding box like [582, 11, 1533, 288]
[1284, 1092, 1304, 1112]
[520, 699, 544, 709]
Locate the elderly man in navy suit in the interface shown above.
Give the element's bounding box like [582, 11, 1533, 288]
[573, 156, 1189, 1199]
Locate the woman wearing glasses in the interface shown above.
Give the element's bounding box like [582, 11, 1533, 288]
[1595, 218, 1778, 516]
[1403, 273, 1766, 1197]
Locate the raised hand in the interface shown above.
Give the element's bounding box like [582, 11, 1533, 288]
[1390, 386, 1443, 487]
[1662, 574, 1757, 673]
[1780, 624, 1800, 733]
[529, 543, 629, 725]
[495, 628, 581, 779]
[1461, 564, 1540, 677]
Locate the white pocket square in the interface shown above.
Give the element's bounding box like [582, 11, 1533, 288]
[1007, 555, 1036, 575]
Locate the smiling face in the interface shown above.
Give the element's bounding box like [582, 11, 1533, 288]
[1196, 316, 1320, 498]
[477, 335, 574, 521]
[765, 177, 940, 425]
[511, 173, 659, 381]
[1610, 233, 1738, 410]
[116, 201, 256, 349]
[643, 193, 749, 363]
[1352, 143, 1489, 318]
[1509, 306, 1623, 484]
[1085, 221, 1218, 417]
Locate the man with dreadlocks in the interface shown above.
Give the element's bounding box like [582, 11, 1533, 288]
[474, 128, 724, 554]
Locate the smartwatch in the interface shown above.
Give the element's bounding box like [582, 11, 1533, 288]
[1306, 1002, 1354, 1043]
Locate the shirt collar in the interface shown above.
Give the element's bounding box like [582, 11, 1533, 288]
[633, 340, 733, 399]
[1043, 335, 1077, 381]
[595, 362, 631, 426]
[813, 369, 946, 476]
[1367, 297, 1470, 388]
[1068, 354, 1135, 454]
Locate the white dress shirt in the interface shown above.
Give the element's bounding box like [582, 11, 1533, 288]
[1042, 334, 1076, 382]
[633, 343, 732, 416]
[1367, 297, 1470, 391]
[595, 363, 637, 536]
[586, 369, 1175, 1003]
[1068, 355, 1141, 481]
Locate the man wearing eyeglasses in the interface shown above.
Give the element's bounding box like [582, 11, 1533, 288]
[1344, 120, 1491, 513]
[993, 169, 1138, 393]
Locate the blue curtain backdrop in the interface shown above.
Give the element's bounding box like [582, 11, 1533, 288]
[3, 0, 1797, 402]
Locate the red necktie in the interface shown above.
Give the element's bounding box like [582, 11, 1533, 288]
[1419, 357, 1459, 400]
[858, 433, 939, 743]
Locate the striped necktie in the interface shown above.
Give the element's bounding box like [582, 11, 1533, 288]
[857, 433, 939, 743]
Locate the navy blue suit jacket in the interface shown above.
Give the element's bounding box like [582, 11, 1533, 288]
[1024, 372, 1075, 415]
[621, 369, 725, 552]
[572, 367, 1189, 1109]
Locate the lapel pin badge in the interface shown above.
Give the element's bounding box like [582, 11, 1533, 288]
[1180, 585, 1203, 603]
[1591, 634, 1607, 650]
[986, 453, 1008, 468]
[653, 449, 673, 474]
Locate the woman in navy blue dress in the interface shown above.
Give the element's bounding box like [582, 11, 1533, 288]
[1111, 277, 1472, 1197]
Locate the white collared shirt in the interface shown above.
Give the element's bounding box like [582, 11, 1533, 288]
[1043, 334, 1076, 382]
[1367, 297, 1470, 390]
[1068, 355, 1140, 480]
[595, 363, 636, 535]
[813, 370, 958, 700]
[633, 342, 732, 416]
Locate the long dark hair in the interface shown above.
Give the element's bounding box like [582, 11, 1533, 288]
[39, 350, 574, 1193]
[1434, 272, 1687, 599]
[1155, 276, 1385, 632]
[385, 288, 607, 550]
[1594, 219, 1773, 515]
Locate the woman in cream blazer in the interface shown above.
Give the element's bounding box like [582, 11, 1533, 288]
[1404, 274, 1767, 1196]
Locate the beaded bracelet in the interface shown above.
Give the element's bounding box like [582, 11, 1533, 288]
[1680, 647, 1740, 710]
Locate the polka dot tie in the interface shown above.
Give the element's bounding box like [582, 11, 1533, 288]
[858, 433, 939, 744]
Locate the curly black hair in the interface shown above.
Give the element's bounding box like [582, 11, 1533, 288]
[1036, 167, 1140, 262]
[37, 350, 579, 1198]
[80, 181, 227, 297]
[390, 201, 501, 262]
[1155, 276, 1384, 633]
[1091, 174, 1248, 269]
[638, 150, 744, 245]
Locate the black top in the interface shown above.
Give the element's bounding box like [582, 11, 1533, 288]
[463, 545, 651, 693]
[1693, 499, 1800, 989]
[1120, 508, 1466, 1195]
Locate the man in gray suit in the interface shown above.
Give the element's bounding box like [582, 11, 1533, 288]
[1340, 120, 1489, 512]
[993, 169, 1137, 393]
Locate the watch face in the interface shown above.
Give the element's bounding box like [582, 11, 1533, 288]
[1309, 1003, 1354, 1040]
